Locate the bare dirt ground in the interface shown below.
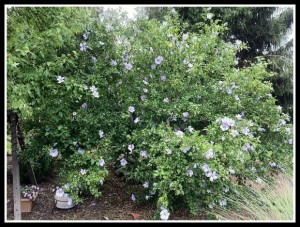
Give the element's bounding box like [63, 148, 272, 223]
[6, 155, 206, 221]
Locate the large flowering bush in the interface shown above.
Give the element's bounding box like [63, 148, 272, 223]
[7, 8, 293, 219]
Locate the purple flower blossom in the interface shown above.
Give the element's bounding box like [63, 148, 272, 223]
[92, 91, 99, 98]
[202, 163, 209, 172]
[205, 148, 214, 159]
[187, 169, 193, 177]
[175, 130, 184, 137]
[81, 103, 88, 109]
[78, 148, 84, 155]
[226, 86, 232, 95]
[99, 159, 105, 167]
[242, 143, 254, 151]
[128, 106, 135, 113]
[288, 139, 293, 144]
[49, 149, 58, 157]
[80, 42, 88, 52]
[125, 63, 133, 70]
[161, 75, 166, 81]
[183, 112, 189, 118]
[160, 208, 170, 220]
[140, 150, 148, 158]
[242, 127, 250, 136]
[83, 31, 90, 40]
[206, 171, 218, 182]
[220, 117, 235, 131]
[120, 158, 128, 166]
[155, 56, 163, 65]
[166, 148, 172, 154]
[163, 97, 169, 103]
[57, 75, 64, 83]
[143, 182, 149, 188]
[90, 85, 97, 93]
[230, 130, 239, 137]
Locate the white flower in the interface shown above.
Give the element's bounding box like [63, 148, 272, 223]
[166, 148, 172, 155]
[219, 199, 227, 207]
[188, 125, 194, 133]
[140, 150, 148, 158]
[99, 130, 104, 138]
[99, 159, 105, 167]
[73, 141, 77, 146]
[145, 195, 150, 200]
[90, 85, 97, 93]
[175, 130, 184, 138]
[207, 13, 214, 19]
[143, 88, 148, 93]
[100, 180, 104, 185]
[236, 114, 242, 120]
[182, 33, 189, 40]
[270, 162, 276, 167]
[49, 149, 58, 157]
[80, 169, 88, 175]
[128, 106, 135, 113]
[183, 59, 189, 65]
[188, 63, 193, 68]
[229, 167, 235, 175]
[134, 117, 140, 124]
[235, 95, 240, 101]
[92, 90, 100, 98]
[187, 169, 193, 177]
[128, 144, 134, 153]
[230, 130, 239, 137]
[205, 148, 214, 159]
[182, 147, 191, 154]
[57, 75, 64, 83]
[183, 112, 189, 118]
[163, 97, 169, 103]
[131, 194, 136, 201]
[224, 187, 229, 193]
[160, 208, 170, 220]
[73, 112, 77, 116]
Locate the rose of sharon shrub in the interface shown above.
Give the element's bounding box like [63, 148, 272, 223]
[113, 13, 293, 218]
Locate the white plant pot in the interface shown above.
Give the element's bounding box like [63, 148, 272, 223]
[55, 194, 76, 209]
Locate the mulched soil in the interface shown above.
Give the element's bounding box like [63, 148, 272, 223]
[6, 155, 206, 221]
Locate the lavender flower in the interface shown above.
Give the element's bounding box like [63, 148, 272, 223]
[202, 163, 209, 173]
[90, 85, 97, 93]
[219, 199, 227, 207]
[175, 130, 184, 137]
[99, 159, 105, 167]
[288, 139, 293, 144]
[120, 158, 128, 166]
[242, 127, 250, 136]
[155, 56, 164, 65]
[183, 112, 189, 118]
[230, 130, 239, 137]
[128, 106, 135, 113]
[163, 97, 169, 103]
[161, 75, 166, 81]
[143, 88, 148, 93]
[49, 149, 58, 157]
[57, 75, 64, 83]
[205, 148, 214, 159]
[220, 117, 235, 131]
[187, 169, 193, 177]
[226, 86, 232, 95]
[125, 63, 132, 70]
[160, 208, 170, 220]
[206, 171, 218, 182]
[81, 103, 88, 109]
[140, 150, 148, 158]
[80, 42, 88, 52]
[143, 182, 149, 188]
[77, 148, 84, 155]
[83, 31, 90, 40]
[92, 91, 99, 98]
[166, 148, 172, 154]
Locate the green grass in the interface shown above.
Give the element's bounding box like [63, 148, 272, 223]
[210, 173, 294, 221]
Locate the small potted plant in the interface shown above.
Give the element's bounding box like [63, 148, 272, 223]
[21, 185, 39, 212]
